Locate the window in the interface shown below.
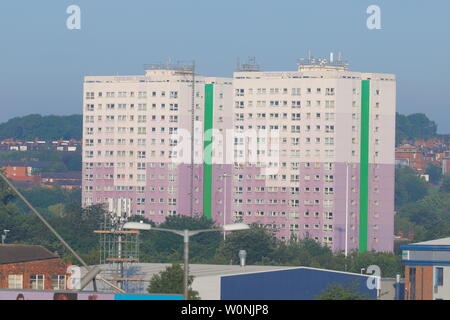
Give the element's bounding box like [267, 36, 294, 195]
[291, 88, 301, 96]
[30, 275, 45, 290]
[435, 267, 444, 286]
[52, 275, 66, 290]
[324, 212, 333, 220]
[326, 88, 335, 96]
[85, 92, 94, 100]
[409, 267, 416, 299]
[8, 274, 23, 289]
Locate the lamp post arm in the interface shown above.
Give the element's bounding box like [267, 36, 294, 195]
[187, 229, 223, 236]
[150, 227, 185, 236]
[150, 227, 223, 237]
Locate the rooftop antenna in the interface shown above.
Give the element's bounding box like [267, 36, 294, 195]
[239, 57, 260, 72]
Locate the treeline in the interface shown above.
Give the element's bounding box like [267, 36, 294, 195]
[395, 166, 450, 243]
[0, 182, 401, 277]
[0, 114, 82, 141]
[0, 150, 81, 172]
[396, 112, 449, 145]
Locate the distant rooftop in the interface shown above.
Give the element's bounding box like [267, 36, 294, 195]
[410, 237, 450, 246]
[0, 244, 59, 265]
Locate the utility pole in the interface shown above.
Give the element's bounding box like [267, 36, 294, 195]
[222, 173, 230, 240]
[345, 162, 349, 257]
[183, 230, 189, 300]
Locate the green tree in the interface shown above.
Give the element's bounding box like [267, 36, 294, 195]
[271, 236, 339, 269]
[426, 163, 442, 185]
[147, 263, 200, 300]
[395, 112, 438, 145]
[132, 215, 222, 263]
[394, 215, 425, 242]
[0, 169, 15, 208]
[395, 166, 428, 208]
[397, 192, 450, 241]
[18, 187, 75, 210]
[315, 281, 370, 300]
[344, 251, 401, 277]
[0, 150, 81, 173]
[214, 224, 277, 265]
[0, 114, 82, 140]
[441, 174, 450, 193]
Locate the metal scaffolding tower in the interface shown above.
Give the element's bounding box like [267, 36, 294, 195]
[94, 213, 145, 293]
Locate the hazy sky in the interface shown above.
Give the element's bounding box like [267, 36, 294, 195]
[0, 0, 449, 132]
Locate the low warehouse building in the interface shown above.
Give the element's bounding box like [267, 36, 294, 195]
[84, 263, 389, 299]
[220, 267, 377, 300]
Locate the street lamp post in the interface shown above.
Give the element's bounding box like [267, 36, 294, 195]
[345, 162, 349, 257]
[222, 173, 231, 241]
[123, 221, 249, 300]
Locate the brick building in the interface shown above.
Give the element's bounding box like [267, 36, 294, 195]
[0, 161, 47, 183]
[401, 238, 450, 300]
[0, 245, 68, 290]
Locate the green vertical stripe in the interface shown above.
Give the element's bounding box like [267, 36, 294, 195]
[359, 80, 370, 252]
[203, 84, 214, 220]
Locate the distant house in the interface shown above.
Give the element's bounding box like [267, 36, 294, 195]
[0, 161, 47, 185]
[395, 144, 425, 172]
[0, 245, 68, 290]
[0, 139, 81, 153]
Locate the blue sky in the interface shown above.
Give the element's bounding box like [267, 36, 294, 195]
[0, 0, 449, 132]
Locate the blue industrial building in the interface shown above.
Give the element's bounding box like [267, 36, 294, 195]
[221, 267, 378, 300]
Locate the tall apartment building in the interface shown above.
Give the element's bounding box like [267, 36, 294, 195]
[231, 58, 396, 252]
[82, 57, 396, 252]
[82, 64, 233, 223]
